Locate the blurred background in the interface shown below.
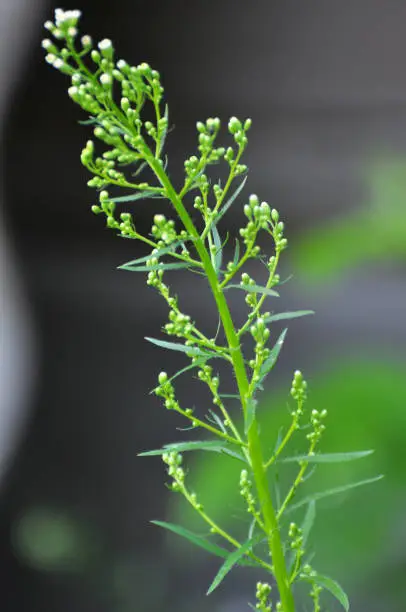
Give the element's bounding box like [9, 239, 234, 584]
[1, 1, 406, 610]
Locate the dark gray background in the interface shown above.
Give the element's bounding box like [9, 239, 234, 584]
[1, 1, 406, 611]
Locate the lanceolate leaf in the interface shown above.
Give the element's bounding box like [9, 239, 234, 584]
[119, 240, 192, 268]
[259, 328, 288, 381]
[262, 310, 314, 324]
[131, 161, 148, 177]
[287, 474, 384, 513]
[145, 337, 215, 358]
[158, 104, 169, 155]
[244, 397, 257, 434]
[301, 572, 349, 611]
[214, 176, 248, 226]
[301, 500, 316, 546]
[207, 535, 260, 595]
[138, 440, 246, 460]
[232, 238, 240, 268]
[110, 189, 163, 203]
[225, 284, 279, 297]
[120, 262, 192, 272]
[211, 223, 223, 274]
[152, 521, 257, 567]
[280, 450, 374, 464]
[138, 440, 229, 456]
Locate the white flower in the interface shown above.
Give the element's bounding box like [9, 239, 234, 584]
[68, 86, 79, 97]
[54, 8, 82, 26]
[53, 58, 64, 69]
[81, 35, 92, 47]
[117, 59, 127, 70]
[41, 39, 52, 50]
[98, 39, 112, 51]
[67, 27, 77, 38]
[100, 73, 112, 85]
[45, 53, 57, 65]
[44, 20, 54, 31]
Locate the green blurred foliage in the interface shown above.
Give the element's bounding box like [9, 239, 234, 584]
[168, 359, 406, 594]
[293, 159, 406, 279]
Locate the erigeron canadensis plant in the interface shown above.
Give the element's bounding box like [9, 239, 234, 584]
[42, 9, 383, 611]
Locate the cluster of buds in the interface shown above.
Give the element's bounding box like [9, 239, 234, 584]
[240, 194, 272, 250]
[165, 310, 193, 337]
[272, 218, 288, 252]
[228, 116, 250, 147]
[240, 470, 259, 518]
[310, 583, 322, 612]
[196, 117, 225, 161]
[308, 409, 328, 445]
[198, 365, 235, 429]
[91, 190, 118, 228]
[239, 272, 258, 308]
[151, 214, 177, 245]
[155, 372, 178, 410]
[162, 451, 184, 492]
[146, 256, 165, 288]
[249, 317, 271, 375]
[266, 256, 281, 286]
[255, 581, 272, 612]
[91, 190, 140, 238]
[288, 522, 305, 564]
[43, 11, 169, 200]
[81, 140, 126, 189]
[44, 9, 82, 43]
[290, 370, 308, 405]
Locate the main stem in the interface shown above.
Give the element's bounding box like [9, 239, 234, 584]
[149, 157, 295, 612]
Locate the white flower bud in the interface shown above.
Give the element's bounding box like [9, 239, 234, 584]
[81, 35, 92, 47]
[98, 38, 112, 50]
[100, 73, 112, 85]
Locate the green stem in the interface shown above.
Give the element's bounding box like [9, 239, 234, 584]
[147, 153, 295, 612]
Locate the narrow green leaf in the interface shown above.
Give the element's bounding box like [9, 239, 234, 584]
[207, 536, 259, 595]
[301, 572, 349, 611]
[119, 240, 191, 268]
[225, 284, 279, 297]
[244, 397, 257, 434]
[219, 393, 241, 401]
[152, 521, 230, 560]
[145, 337, 214, 358]
[78, 117, 101, 126]
[167, 358, 210, 384]
[288, 475, 384, 513]
[211, 224, 223, 273]
[259, 328, 288, 380]
[138, 440, 245, 460]
[214, 176, 248, 226]
[262, 310, 314, 324]
[152, 521, 257, 566]
[280, 450, 374, 464]
[232, 239, 240, 268]
[149, 359, 210, 395]
[120, 262, 192, 272]
[158, 104, 169, 155]
[207, 409, 228, 434]
[131, 161, 148, 177]
[110, 189, 163, 203]
[301, 500, 316, 546]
